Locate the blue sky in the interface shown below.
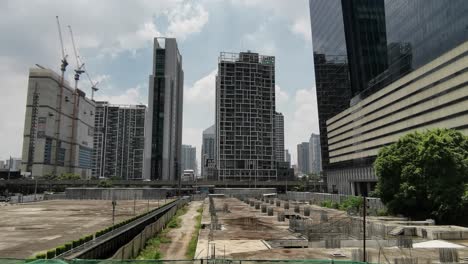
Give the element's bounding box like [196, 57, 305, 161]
[0, 0, 319, 167]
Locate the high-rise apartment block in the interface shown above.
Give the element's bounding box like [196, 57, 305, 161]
[297, 142, 310, 175]
[274, 112, 285, 162]
[310, 0, 468, 194]
[92, 102, 145, 180]
[284, 149, 291, 164]
[181, 144, 197, 175]
[216, 51, 276, 181]
[144, 38, 184, 181]
[201, 124, 216, 180]
[21, 67, 95, 178]
[308, 133, 321, 174]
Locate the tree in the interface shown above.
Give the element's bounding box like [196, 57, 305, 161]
[374, 129, 468, 224]
[58, 173, 80, 180]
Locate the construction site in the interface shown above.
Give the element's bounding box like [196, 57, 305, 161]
[196, 194, 468, 263]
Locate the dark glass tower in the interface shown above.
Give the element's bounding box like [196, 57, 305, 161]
[310, 0, 468, 180]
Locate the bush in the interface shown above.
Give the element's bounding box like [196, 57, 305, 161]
[377, 208, 389, 216]
[55, 245, 66, 255]
[46, 249, 55, 259]
[35, 253, 46, 259]
[339, 196, 363, 212]
[64, 243, 72, 251]
[72, 240, 80, 248]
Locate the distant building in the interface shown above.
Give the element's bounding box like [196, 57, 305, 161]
[21, 67, 95, 178]
[6, 158, 21, 171]
[284, 149, 291, 164]
[308, 133, 321, 174]
[274, 112, 285, 162]
[144, 38, 184, 181]
[201, 124, 216, 180]
[181, 145, 197, 176]
[0, 161, 4, 169]
[297, 142, 310, 175]
[182, 169, 195, 182]
[92, 102, 145, 180]
[216, 51, 277, 181]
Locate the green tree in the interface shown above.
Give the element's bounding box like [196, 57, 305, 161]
[374, 129, 468, 224]
[58, 173, 81, 180]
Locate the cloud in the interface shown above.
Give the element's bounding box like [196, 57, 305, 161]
[275, 84, 289, 108]
[291, 16, 312, 42]
[166, 2, 209, 40]
[242, 22, 277, 55]
[184, 69, 217, 106]
[95, 85, 147, 106]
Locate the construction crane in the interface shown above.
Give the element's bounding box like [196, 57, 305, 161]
[84, 67, 99, 101]
[53, 16, 68, 176]
[68, 25, 85, 90]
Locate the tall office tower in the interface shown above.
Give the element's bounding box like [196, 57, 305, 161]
[144, 38, 184, 181]
[310, 0, 468, 194]
[308, 133, 321, 174]
[181, 145, 197, 174]
[284, 149, 291, 164]
[92, 102, 146, 180]
[274, 112, 285, 162]
[216, 51, 277, 181]
[201, 124, 216, 180]
[297, 142, 310, 175]
[21, 67, 95, 178]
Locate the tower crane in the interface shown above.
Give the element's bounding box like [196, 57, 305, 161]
[53, 16, 68, 176]
[84, 67, 99, 101]
[68, 25, 85, 90]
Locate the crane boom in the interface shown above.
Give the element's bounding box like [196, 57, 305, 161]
[56, 16, 66, 60]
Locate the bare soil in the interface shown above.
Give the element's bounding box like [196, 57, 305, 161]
[0, 199, 169, 258]
[160, 201, 202, 260]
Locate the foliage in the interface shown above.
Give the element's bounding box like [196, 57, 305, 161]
[34, 253, 46, 259]
[55, 245, 66, 255]
[338, 196, 363, 212]
[374, 129, 468, 224]
[58, 173, 81, 180]
[186, 206, 203, 259]
[46, 249, 55, 259]
[167, 206, 188, 228]
[98, 180, 113, 188]
[320, 200, 339, 209]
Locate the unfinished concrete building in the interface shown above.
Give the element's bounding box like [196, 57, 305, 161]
[274, 112, 285, 162]
[21, 67, 95, 178]
[216, 51, 277, 181]
[92, 102, 145, 180]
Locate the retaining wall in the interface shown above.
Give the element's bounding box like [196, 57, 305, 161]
[65, 188, 170, 200]
[9, 194, 44, 203]
[214, 188, 276, 196]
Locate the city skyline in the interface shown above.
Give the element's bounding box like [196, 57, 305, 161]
[0, 0, 318, 169]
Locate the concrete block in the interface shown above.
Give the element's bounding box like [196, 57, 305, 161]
[267, 207, 273, 216]
[261, 204, 267, 213]
[284, 202, 289, 210]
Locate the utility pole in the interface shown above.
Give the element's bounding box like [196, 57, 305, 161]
[7, 156, 11, 180]
[363, 196, 367, 262]
[112, 199, 117, 230]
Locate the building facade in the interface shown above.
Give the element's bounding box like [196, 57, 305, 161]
[21, 68, 95, 178]
[144, 38, 184, 181]
[274, 112, 285, 162]
[284, 149, 291, 164]
[216, 51, 277, 181]
[201, 124, 216, 180]
[92, 102, 145, 180]
[297, 142, 310, 175]
[308, 133, 321, 174]
[181, 145, 197, 176]
[309, 0, 468, 194]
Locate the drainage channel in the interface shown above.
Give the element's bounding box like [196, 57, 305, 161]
[57, 198, 183, 260]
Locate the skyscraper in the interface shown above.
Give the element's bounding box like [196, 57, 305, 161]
[216, 51, 276, 181]
[308, 133, 321, 174]
[21, 67, 95, 178]
[284, 149, 291, 164]
[274, 112, 285, 162]
[310, 0, 468, 194]
[181, 145, 197, 175]
[201, 124, 216, 180]
[297, 142, 310, 175]
[92, 102, 145, 180]
[144, 38, 184, 181]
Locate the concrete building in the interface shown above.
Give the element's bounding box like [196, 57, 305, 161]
[284, 149, 291, 164]
[308, 133, 321, 174]
[201, 124, 216, 180]
[274, 112, 285, 162]
[216, 51, 277, 181]
[144, 38, 184, 181]
[21, 67, 95, 178]
[181, 145, 197, 176]
[297, 142, 310, 175]
[92, 102, 145, 180]
[310, 0, 468, 195]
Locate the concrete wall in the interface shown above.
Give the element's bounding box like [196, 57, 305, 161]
[214, 188, 276, 196]
[65, 188, 170, 200]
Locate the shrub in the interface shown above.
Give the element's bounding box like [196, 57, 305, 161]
[64, 243, 72, 251]
[55, 245, 66, 255]
[46, 249, 56, 259]
[320, 200, 334, 208]
[72, 240, 80, 248]
[35, 253, 46, 259]
[339, 196, 363, 212]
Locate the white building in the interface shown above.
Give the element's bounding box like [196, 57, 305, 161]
[21, 67, 95, 178]
[181, 145, 197, 176]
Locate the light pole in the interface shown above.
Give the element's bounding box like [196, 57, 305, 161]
[112, 199, 117, 230]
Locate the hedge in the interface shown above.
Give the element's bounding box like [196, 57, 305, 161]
[46, 249, 56, 259]
[35, 253, 46, 259]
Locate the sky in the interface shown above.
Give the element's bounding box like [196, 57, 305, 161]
[0, 0, 319, 169]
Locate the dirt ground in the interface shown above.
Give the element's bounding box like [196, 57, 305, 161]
[160, 201, 203, 260]
[195, 197, 468, 262]
[0, 199, 170, 259]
